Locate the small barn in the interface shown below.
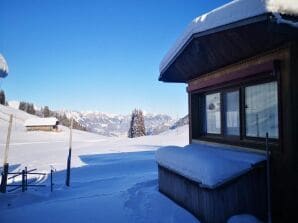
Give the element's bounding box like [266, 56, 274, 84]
[24, 117, 59, 131]
[157, 0, 298, 222]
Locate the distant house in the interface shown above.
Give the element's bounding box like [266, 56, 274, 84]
[24, 117, 59, 131]
[157, 0, 298, 222]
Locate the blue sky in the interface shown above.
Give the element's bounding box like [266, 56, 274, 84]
[0, 0, 230, 117]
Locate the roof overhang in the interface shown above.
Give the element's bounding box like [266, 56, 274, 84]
[159, 14, 298, 83]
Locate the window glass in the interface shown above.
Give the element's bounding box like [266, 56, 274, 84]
[225, 91, 240, 136]
[206, 93, 221, 134]
[245, 81, 278, 138]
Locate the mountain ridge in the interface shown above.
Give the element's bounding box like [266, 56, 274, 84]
[8, 101, 188, 137]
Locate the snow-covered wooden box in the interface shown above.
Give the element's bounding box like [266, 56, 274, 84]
[156, 143, 267, 223]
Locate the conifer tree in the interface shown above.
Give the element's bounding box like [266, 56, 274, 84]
[43, 106, 50, 117]
[128, 109, 146, 138]
[18, 101, 35, 115]
[0, 90, 5, 105]
[27, 103, 36, 115]
[19, 101, 26, 111]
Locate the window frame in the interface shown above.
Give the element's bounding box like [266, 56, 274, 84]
[222, 88, 241, 139]
[204, 91, 223, 136]
[242, 81, 279, 142]
[196, 71, 281, 150]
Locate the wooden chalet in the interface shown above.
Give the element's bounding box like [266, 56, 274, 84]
[24, 117, 59, 131]
[157, 0, 298, 222]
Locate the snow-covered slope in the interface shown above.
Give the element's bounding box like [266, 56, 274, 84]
[0, 104, 189, 173]
[170, 115, 189, 130]
[0, 104, 194, 223]
[7, 101, 20, 109]
[0, 104, 110, 171]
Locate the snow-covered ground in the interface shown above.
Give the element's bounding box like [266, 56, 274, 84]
[0, 105, 198, 223]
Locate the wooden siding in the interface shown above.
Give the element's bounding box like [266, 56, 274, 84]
[188, 61, 274, 92]
[159, 18, 297, 83]
[187, 43, 298, 222]
[158, 165, 267, 223]
[269, 41, 298, 222]
[188, 47, 289, 94]
[26, 126, 58, 131]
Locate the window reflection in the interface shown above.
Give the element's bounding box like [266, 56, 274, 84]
[245, 82, 278, 139]
[206, 93, 221, 134]
[225, 91, 240, 136]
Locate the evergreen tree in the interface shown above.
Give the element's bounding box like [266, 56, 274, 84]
[18, 101, 35, 115]
[43, 106, 50, 117]
[0, 90, 5, 105]
[128, 109, 146, 138]
[19, 101, 26, 111]
[27, 103, 36, 115]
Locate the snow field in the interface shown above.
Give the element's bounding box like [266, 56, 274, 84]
[0, 105, 198, 223]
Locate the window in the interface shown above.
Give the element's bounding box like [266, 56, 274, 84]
[206, 93, 221, 134]
[200, 80, 279, 144]
[245, 82, 278, 139]
[224, 91, 240, 136]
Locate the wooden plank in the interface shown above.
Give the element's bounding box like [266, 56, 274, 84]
[188, 48, 289, 93]
[188, 61, 274, 92]
[160, 21, 295, 83]
[158, 165, 267, 223]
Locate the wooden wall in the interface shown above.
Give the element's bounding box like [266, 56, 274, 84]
[187, 43, 298, 222]
[272, 41, 298, 222]
[26, 126, 57, 131]
[158, 165, 267, 223]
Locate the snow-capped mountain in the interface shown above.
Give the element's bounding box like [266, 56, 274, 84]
[59, 110, 178, 137]
[7, 101, 187, 137]
[170, 115, 189, 130]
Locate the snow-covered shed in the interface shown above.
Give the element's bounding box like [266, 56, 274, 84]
[157, 0, 298, 222]
[24, 117, 59, 131]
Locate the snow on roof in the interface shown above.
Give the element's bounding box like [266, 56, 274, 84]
[24, 117, 59, 127]
[159, 0, 298, 74]
[155, 143, 266, 189]
[0, 54, 9, 78]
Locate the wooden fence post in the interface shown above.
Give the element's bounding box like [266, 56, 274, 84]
[25, 166, 28, 191]
[51, 169, 53, 192]
[66, 117, 73, 187]
[0, 164, 9, 193]
[0, 114, 13, 193]
[22, 169, 25, 192]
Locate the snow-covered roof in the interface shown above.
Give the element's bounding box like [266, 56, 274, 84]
[160, 0, 298, 74]
[0, 54, 9, 78]
[156, 143, 266, 189]
[24, 117, 59, 127]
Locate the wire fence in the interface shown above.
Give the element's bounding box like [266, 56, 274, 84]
[1, 166, 55, 193]
[0, 107, 72, 192]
